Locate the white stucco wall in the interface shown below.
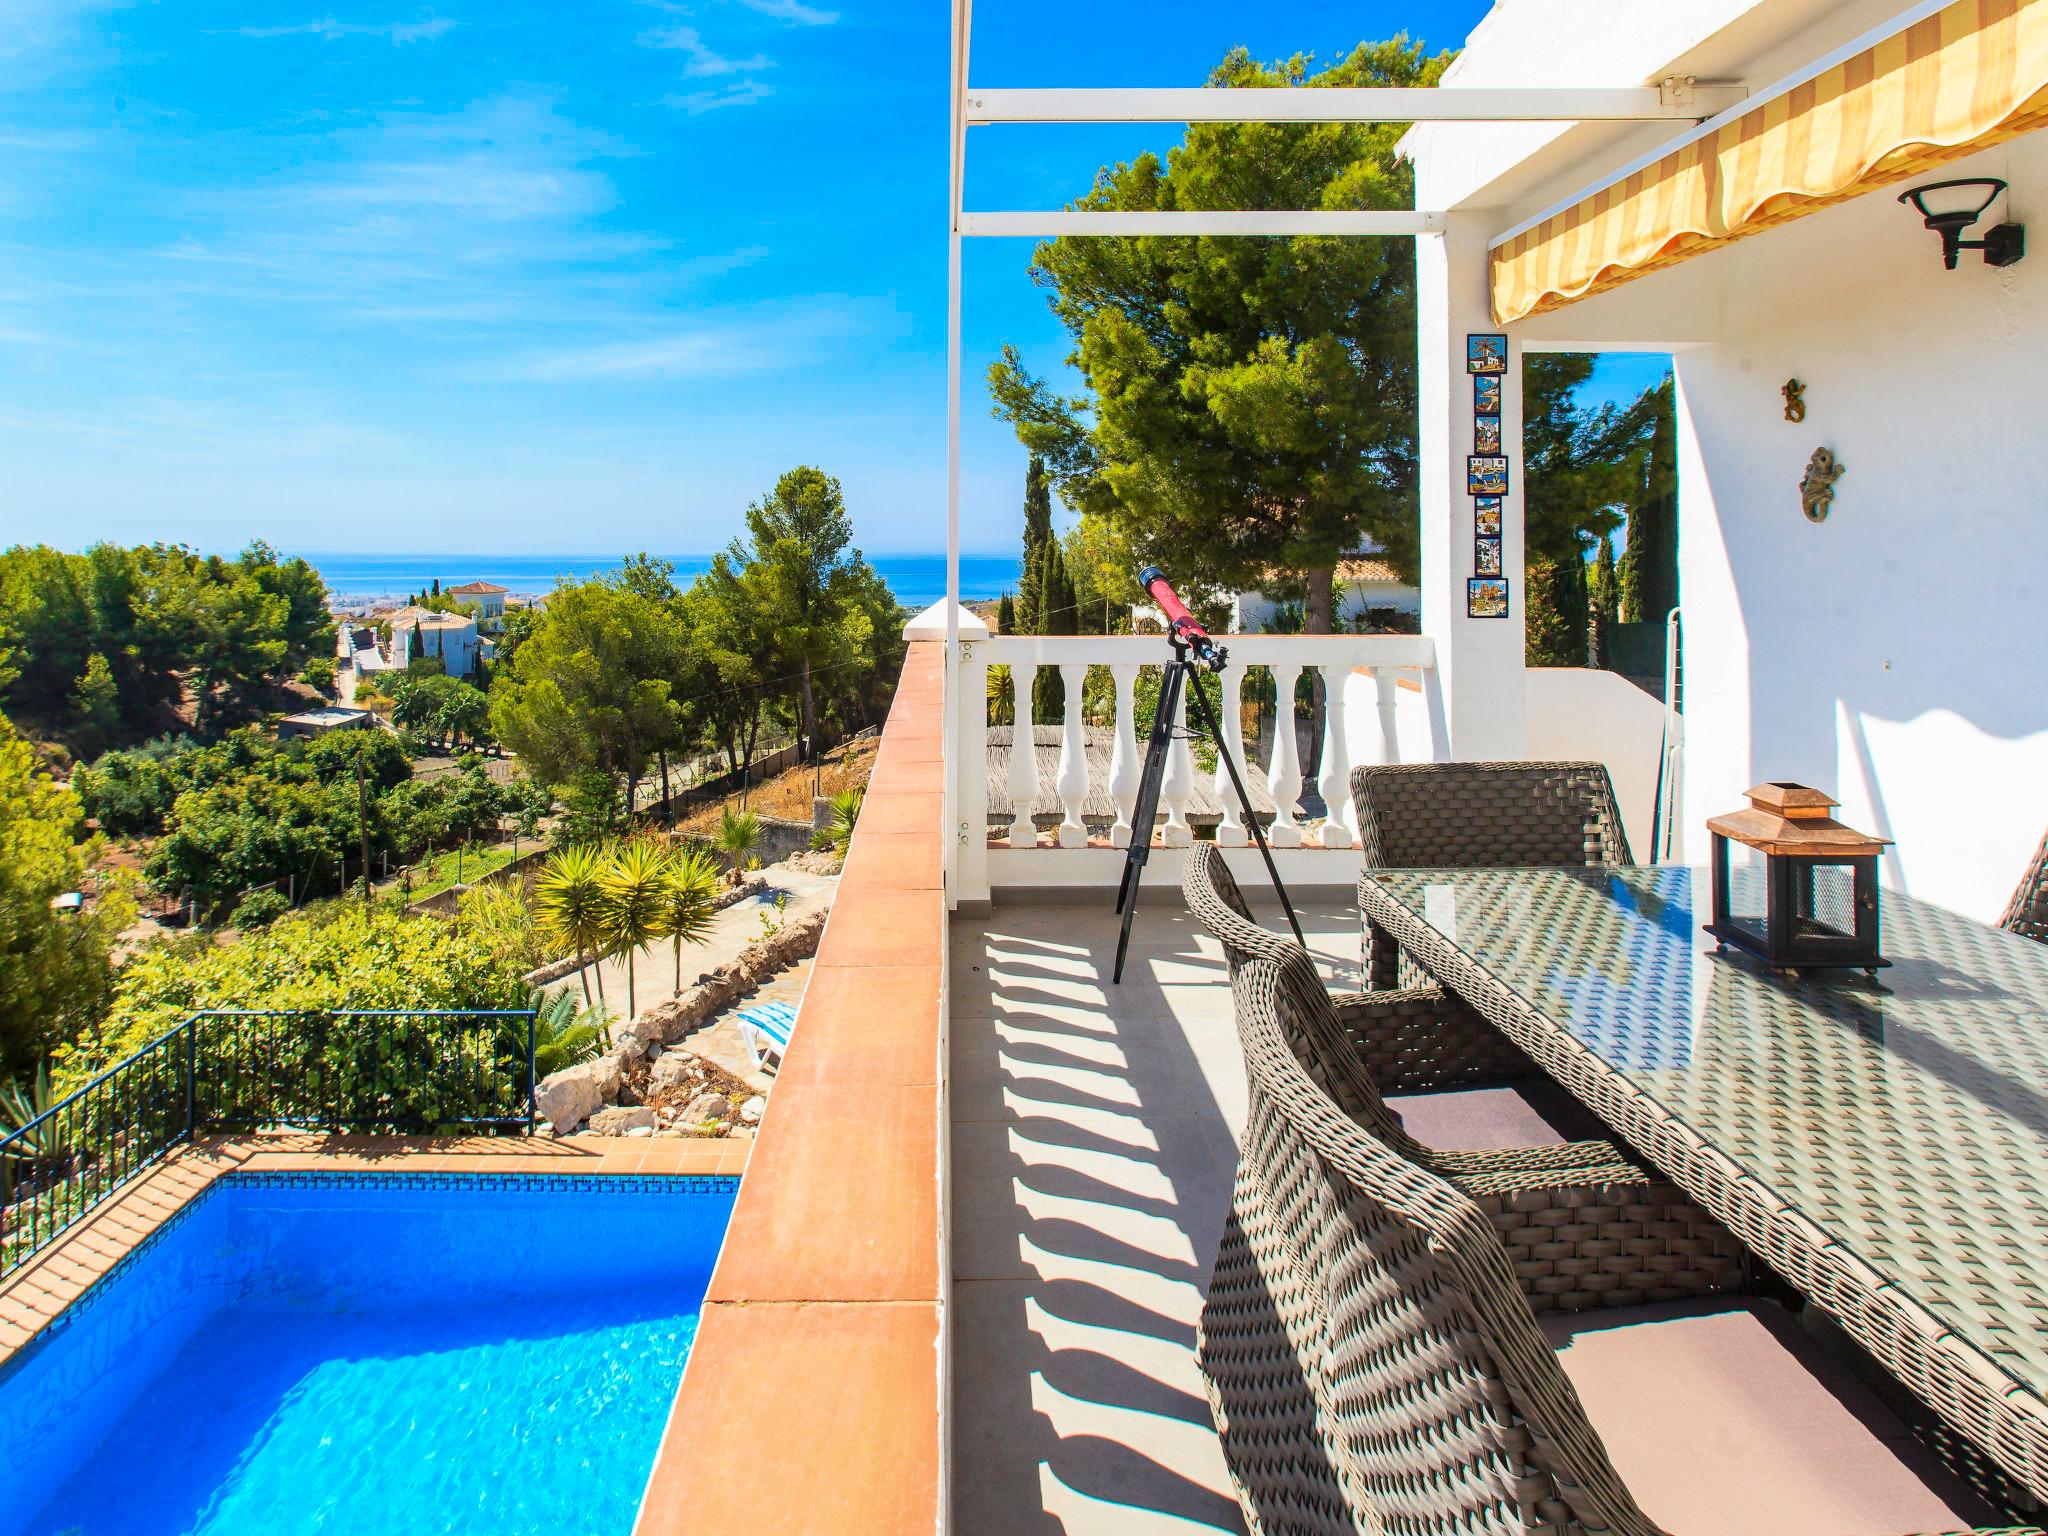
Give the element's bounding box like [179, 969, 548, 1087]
[1525, 668, 1670, 863]
[1506, 128, 2047, 921]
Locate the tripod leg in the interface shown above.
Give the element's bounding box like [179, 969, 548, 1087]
[1114, 662, 1183, 982]
[1184, 670, 1306, 948]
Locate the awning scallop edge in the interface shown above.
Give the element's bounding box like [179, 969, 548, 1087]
[1492, 0, 2048, 325]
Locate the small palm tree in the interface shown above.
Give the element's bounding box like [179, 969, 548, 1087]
[660, 847, 723, 995]
[600, 839, 671, 1021]
[714, 806, 761, 885]
[515, 987, 603, 1078]
[534, 844, 609, 1011]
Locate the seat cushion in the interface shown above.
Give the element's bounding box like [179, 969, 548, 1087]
[1543, 1298, 1994, 1536]
[1385, 1079, 1600, 1151]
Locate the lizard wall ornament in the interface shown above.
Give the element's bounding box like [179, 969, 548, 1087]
[1782, 379, 1806, 422]
[1800, 447, 1844, 523]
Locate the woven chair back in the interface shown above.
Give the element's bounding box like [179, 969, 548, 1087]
[1350, 762, 1633, 870]
[2002, 826, 2048, 945]
[1211, 947, 1659, 1536]
[1183, 844, 1422, 1157]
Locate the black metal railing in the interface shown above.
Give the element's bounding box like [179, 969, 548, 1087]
[0, 1008, 535, 1278]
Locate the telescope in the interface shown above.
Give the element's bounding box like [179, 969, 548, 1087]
[1137, 566, 1224, 672]
[1114, 565, 1301, 980]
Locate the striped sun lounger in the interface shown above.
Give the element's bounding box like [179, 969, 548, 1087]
[736, 1001, 797, 1071]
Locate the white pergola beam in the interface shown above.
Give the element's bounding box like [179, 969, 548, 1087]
[958, 210, 1445, 238]
[963, 85, 1747, 126]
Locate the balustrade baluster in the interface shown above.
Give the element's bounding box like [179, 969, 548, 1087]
[1212, 666, 1247, 847]
[1159, 676, 1194, 846]
[1316, 662, 1356, 848]
[1055, 663, 1090, 847]
[1007, 662, 1038, 847]
[1107, 663, 1140, 848]
[1264, 661, 1304, 847]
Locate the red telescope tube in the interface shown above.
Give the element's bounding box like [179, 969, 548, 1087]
[1138, 566, 1225, 670]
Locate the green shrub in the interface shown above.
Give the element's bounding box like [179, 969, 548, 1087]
[228, 889, 290, 930]
[73, 903, 530, 1087]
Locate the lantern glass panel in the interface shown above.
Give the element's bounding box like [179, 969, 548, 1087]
[1791, 860, 1861, 941]
[1719, 850, 1769, 949]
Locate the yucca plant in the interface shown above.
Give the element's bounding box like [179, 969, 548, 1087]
[534, 844, 609, 1010]
[714, 806, 761, 886]
[0, 1062, 70, 1208]
[661, 847, 723, 996]
[809, 788, 863, 859]
[600, 839, 671, 1022]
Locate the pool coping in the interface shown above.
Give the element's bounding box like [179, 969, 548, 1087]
[0, 1130, 751, 1370]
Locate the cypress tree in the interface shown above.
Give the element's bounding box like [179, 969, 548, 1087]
[995, 591, 1015, 635]
[1017, 456, 1053, 628]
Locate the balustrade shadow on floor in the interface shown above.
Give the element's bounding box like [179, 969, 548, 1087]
[949, 887, 1364, 1535]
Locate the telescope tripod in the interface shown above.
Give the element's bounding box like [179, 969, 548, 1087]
[1112, 633, 1304, 982]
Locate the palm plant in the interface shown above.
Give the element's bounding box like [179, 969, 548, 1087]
[810, 788, 863, 859]
[660, 847, 723, 996]
[600, 839, 671, 1021]
[714, 806, 761, 885]
[515, 987, 603, 1077]
[534, 844, 609, 1010]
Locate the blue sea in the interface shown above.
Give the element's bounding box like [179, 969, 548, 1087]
[305, 551, 1021, 609]
[0, 1173, 737, 1536]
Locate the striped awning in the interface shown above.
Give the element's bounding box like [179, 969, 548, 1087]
[1491, 0, 2048, 324]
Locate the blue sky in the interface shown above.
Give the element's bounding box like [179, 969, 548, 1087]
[0, 0, 1665, 557]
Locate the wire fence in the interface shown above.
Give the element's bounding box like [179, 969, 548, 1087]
[0, 1008, 536, 1278]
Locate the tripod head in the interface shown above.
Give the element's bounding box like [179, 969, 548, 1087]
[1138, 565, 1227, 673]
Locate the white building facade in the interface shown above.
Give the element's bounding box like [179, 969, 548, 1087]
[1405, 0, 2048, 920]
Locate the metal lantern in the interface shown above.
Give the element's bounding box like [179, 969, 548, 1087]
[1705, 783, 1891, 974]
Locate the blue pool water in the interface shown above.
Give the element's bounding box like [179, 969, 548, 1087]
[0, 1173, 737, 1536]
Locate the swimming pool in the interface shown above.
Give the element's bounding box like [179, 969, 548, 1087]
[0, 1172, 737, 1536]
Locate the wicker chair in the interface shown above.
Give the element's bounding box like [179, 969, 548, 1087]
[1350, 761, 1629, 991]
[1200, 946, 2031, 1536]
[1184, 845, 1743, 1313]
[2003, 826, 2048, 945]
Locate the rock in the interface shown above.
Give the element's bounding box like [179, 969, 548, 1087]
[589, 1052, 625, 1099]
[682, 1090, 729, 1124]
[650, 1052, 697, 1092]
[588, 1104, 658, 1135]
[623, 1124, 655, 1139]
[534, 1065, 607, 1135]
[740, 1095, 766, 1124]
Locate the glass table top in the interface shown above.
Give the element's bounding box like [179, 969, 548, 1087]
[1364, 865, 2048, 1394]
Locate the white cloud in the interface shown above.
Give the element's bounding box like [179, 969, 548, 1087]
[230, 16, 456, 43]
[640, 24, 772, 77]
[737, 0, 838, 24]
[491, 299, 882, 384]
[662, 79, 773, 114]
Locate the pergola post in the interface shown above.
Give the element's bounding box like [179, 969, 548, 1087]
[1417, 211, 1527, 760]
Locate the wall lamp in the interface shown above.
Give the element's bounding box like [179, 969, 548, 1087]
[1897, 177, 2024, 269]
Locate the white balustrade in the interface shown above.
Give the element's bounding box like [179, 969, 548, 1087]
[1054, 662, 1089, 847]
[1006, 662, 1037, 847]
[1265, 660, 1305, 847]
[965, 633, 1436, 868]
[1211, 666, 1247, 847]
[1107, 662, 1140, 848]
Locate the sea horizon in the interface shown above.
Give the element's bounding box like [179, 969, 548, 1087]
[304, 551, 1023, 611]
